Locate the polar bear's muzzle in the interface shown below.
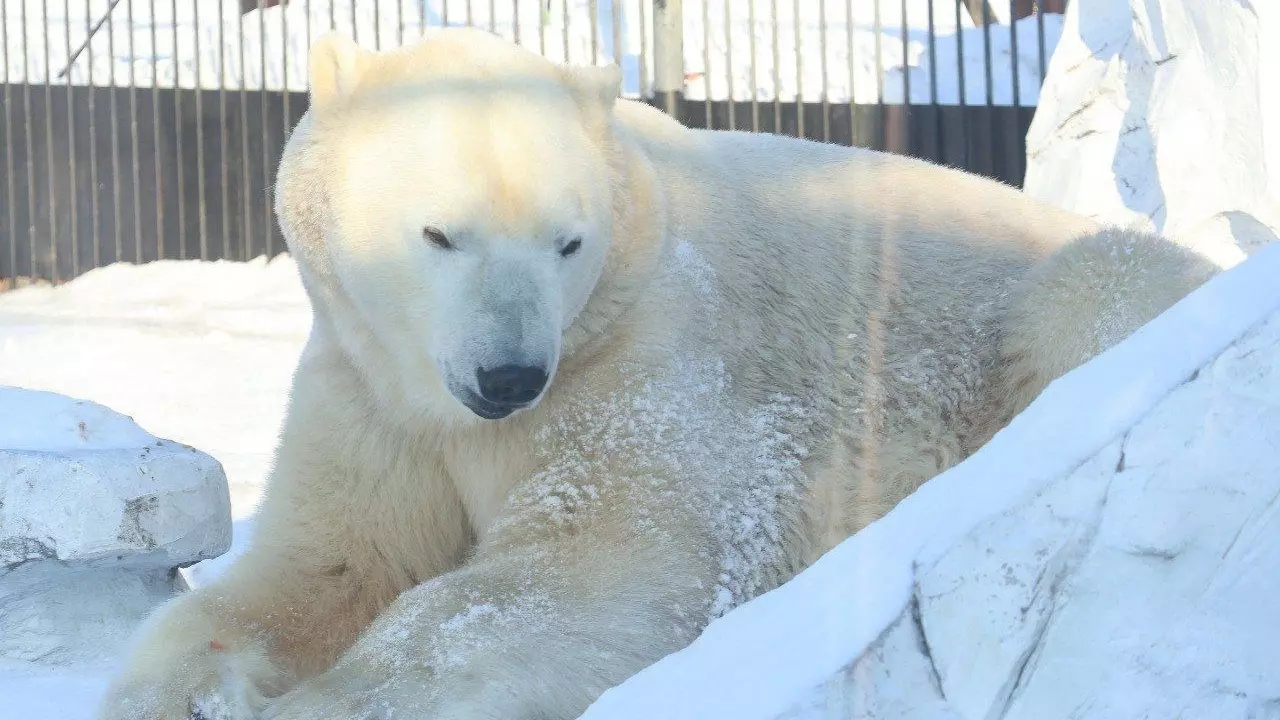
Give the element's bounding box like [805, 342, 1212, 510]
[457, 363, 550, 419]
[434, 257, 562, 420]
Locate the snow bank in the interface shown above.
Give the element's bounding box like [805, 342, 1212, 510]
[0, 256, 311, 516]
[577, 243, 1280, 719]
[2, 0, 1061, 105]
[0, 386, 157, 452]
[0, 386, 232, 668]
[1023, 0, 1280, 258]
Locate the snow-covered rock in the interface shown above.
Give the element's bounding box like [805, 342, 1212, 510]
[577, 243, 1280, 719]
[0, 387, 231, 667]
[1022, 0, 1280, 260]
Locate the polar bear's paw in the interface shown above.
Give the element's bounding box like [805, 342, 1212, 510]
[99, 638, 285, 720]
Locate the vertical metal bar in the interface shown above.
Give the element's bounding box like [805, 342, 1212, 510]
[561, 0, 569, 61]
[928, 0, 941, 162]
[466, 0, 474, 28]
[927, 0, 937, 104]
[872, 0, 883, 104]
[63, 0, 78, 277]
[41, 0, 57, 281]
[538, 0, 548, 56]
[981, 0, 992, 107]
[954, 0, 967, 167]
[653, 0, 683, 115]
[150, 0, 160, 264]
[441, 0, 448, 27]
[221, 0, 230, 260]
[21, 0, 37, 277]
[240, 0, 251, 261]
[588, 0, 598, 60]
[769, 0, 779, 131]
[611, 0, 622, 71]
[748, 0, 759, 131]
[63, 0, 79, 275]
[1009, 0, 1019, 108]
[792, 0, 802, 138]
[723, 0, 733, 129]
[512, 0, 520, 45]
[172, 0, 185, 260]
[1036, 4, 1046, 84]
[261, 0, 272, 258]
[637, 0, 647, 96]
[128, 0, 142, 264]
[283, 0, 292, 187]
[352, 0, 359, 42]
[109, 0, 123, 264]
[701, 0, 710, 128]
[490, 0, 499, 35]
[146, 0, 158, 260]
[2, 0, 17, 281]
[846, 0, 855, 143]
[330, 0, 336, 32]
[196, 0, 208, 260]
[376, 0, 384, 47]
[818, 0, 828, 142]
[982, 0, 995, 179]
[899, 0, 909, 149]
[399, 0, 406, 45]
[1008, 0, 1021, 184]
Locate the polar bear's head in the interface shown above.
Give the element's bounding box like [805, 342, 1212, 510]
[276, 29, 646, 423]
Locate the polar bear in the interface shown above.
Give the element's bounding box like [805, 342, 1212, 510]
[99, 27, 1218, 720]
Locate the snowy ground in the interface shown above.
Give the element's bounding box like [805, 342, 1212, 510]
[0, 256, 310, 517]
[1, 0, 1062, 104]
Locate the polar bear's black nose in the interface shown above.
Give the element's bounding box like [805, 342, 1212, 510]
[476, 364, 549, 406]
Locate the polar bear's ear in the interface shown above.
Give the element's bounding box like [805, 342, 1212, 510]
[561, 64, 623, 112]
[309, 32, 372, 110]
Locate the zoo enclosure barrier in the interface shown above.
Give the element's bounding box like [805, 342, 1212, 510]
[1, 0, 1069, 284]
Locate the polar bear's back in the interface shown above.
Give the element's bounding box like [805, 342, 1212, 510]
[613, 100, 1133, 548]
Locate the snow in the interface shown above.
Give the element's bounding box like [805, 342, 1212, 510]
[1022, 0, 1280, 253]
[0, 256, 311, 515]
[0, 386, 157, 451]
[1, 0, 1062, 105]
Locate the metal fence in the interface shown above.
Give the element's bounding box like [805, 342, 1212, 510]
[1, 0, 1068, 284]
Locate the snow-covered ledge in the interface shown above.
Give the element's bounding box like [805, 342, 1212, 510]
[0, 389, 232, 668]
[1022, 0, 1280, 261]
[577, 243, 1280, 719]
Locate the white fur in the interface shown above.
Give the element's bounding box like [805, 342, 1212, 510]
[98, 27, 1219, 720]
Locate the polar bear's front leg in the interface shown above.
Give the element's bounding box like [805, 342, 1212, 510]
[96, 524, 407, 720]
[99, 346, 474, 720]
[263, 515, 716, 720]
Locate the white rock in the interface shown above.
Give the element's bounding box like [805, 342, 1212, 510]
[998, 314, 1280, 720]
[1022, 0, 1280, 260]
[774, 610, 959, 720]
[0, 386, 232, 667]
[914, 440, 1119, 720]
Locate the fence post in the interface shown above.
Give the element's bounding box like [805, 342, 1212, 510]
[652, 0, 683, 116]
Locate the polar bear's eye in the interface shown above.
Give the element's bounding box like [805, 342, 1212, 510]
[423, 226, 454, 251]
[559, 237, 583, 258]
